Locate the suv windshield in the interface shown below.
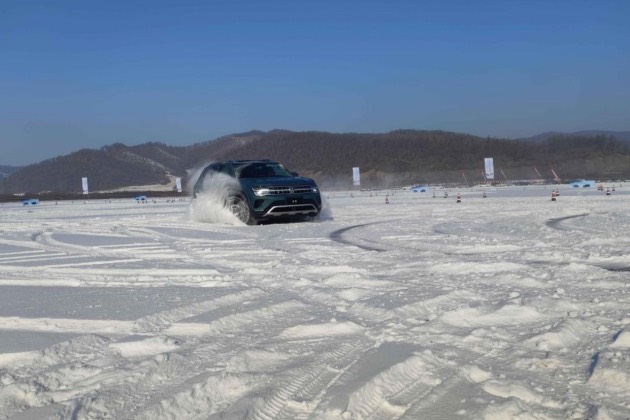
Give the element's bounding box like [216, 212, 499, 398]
[237, 162, 293, 179]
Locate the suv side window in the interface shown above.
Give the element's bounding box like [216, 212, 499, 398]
[220, 164, 235, 177]
[204, 164, 224, 180]
[209, 163, 223, 173]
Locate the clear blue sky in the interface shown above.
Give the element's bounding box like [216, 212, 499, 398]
[1, 0, 629, 165]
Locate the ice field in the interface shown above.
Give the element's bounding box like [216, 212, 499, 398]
[1, 185, 630, 419]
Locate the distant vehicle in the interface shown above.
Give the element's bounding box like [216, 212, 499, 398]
[568, 180, 595, 188]
[134, 195, 147, 202]
[193, 160, 322, 225]
[410, 185, 427, 192]
[21, 198, 39, 205]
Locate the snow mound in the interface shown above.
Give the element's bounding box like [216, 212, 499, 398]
[461, 364, 493, 383]
[525, 318, 594, 351]
[441, 303, 543, 328]
[610, 330, 630, 348]
[429, 262, 528, 275]
[482, 379, 564, 409]
[109, 335, 179, 358]
[589, 369, 630, 396]
[279, 321, 364, 339]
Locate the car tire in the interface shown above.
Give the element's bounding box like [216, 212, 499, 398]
[227, 194, 257, 225]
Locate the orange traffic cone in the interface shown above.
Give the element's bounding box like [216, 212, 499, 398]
[606, 188, 611, 196]
[385, 195, 389, 204]
[456, 193, 461, 203]
[551, 191, 557, 201]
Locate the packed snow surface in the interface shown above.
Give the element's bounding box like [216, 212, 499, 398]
[1, 185, 630, 419]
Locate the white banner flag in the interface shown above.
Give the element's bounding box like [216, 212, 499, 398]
[352, 167, 360, 186]
[81, 177, 89, 195]
[176, 177, 182, 193]
[484, 158, 494, 180]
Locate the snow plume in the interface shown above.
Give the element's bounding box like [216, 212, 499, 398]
[185, 163, 209, 193]
[317, 194, 333, 221]
[188, 165, 243, 225]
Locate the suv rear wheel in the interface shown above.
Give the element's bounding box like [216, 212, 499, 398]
[228, 195, 257, 225]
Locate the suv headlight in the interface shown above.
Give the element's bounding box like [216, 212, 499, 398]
[311, 186, 319, 193]
[252, 186, 272, 196]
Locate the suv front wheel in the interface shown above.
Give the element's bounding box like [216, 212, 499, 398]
[227, 195, 257, 225]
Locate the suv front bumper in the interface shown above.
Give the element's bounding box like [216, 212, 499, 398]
[251, 194, 321, 220]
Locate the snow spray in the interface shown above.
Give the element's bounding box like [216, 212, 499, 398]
[187, 165, 243, 225]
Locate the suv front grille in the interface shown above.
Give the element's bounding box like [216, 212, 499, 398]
[262, 185, 314, 195]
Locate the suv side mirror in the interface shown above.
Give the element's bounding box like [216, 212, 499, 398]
[291, 171, 299, 176]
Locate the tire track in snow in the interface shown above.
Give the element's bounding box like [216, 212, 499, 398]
[394, 320, 576, 417]
[106, 305, 320, 418]
[329, 223, 390, 252]
[245, 339, 374, 420]
[239, 220, 520, 419]
[0, 234, 160, 268]
[5, 196, 628, 418]
[312, 294, 576, 418]
[545, 213, 630, 271]
[344, 352, 448, 420]
[132, 289, 264, 333]
[53, 299, 312, 419]
[0, 290, 273, 419]
[7, 226, 247, 270]
[545, 213, 589, 230]
[227, 213, 586, 418]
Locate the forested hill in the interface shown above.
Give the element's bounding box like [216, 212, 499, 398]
[2, 129, 630, 194]
[519, 130, 630, 143]
[0, 165, 23, 180]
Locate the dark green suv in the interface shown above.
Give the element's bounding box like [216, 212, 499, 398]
[193, 160, 322, 225]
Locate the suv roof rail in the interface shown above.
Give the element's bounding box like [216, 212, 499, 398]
[226, 159, 274, 164]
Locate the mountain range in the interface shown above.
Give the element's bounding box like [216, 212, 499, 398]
[1, 129, 629, 194]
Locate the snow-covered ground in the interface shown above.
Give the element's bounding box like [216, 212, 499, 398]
[1, 185, 630, 419]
